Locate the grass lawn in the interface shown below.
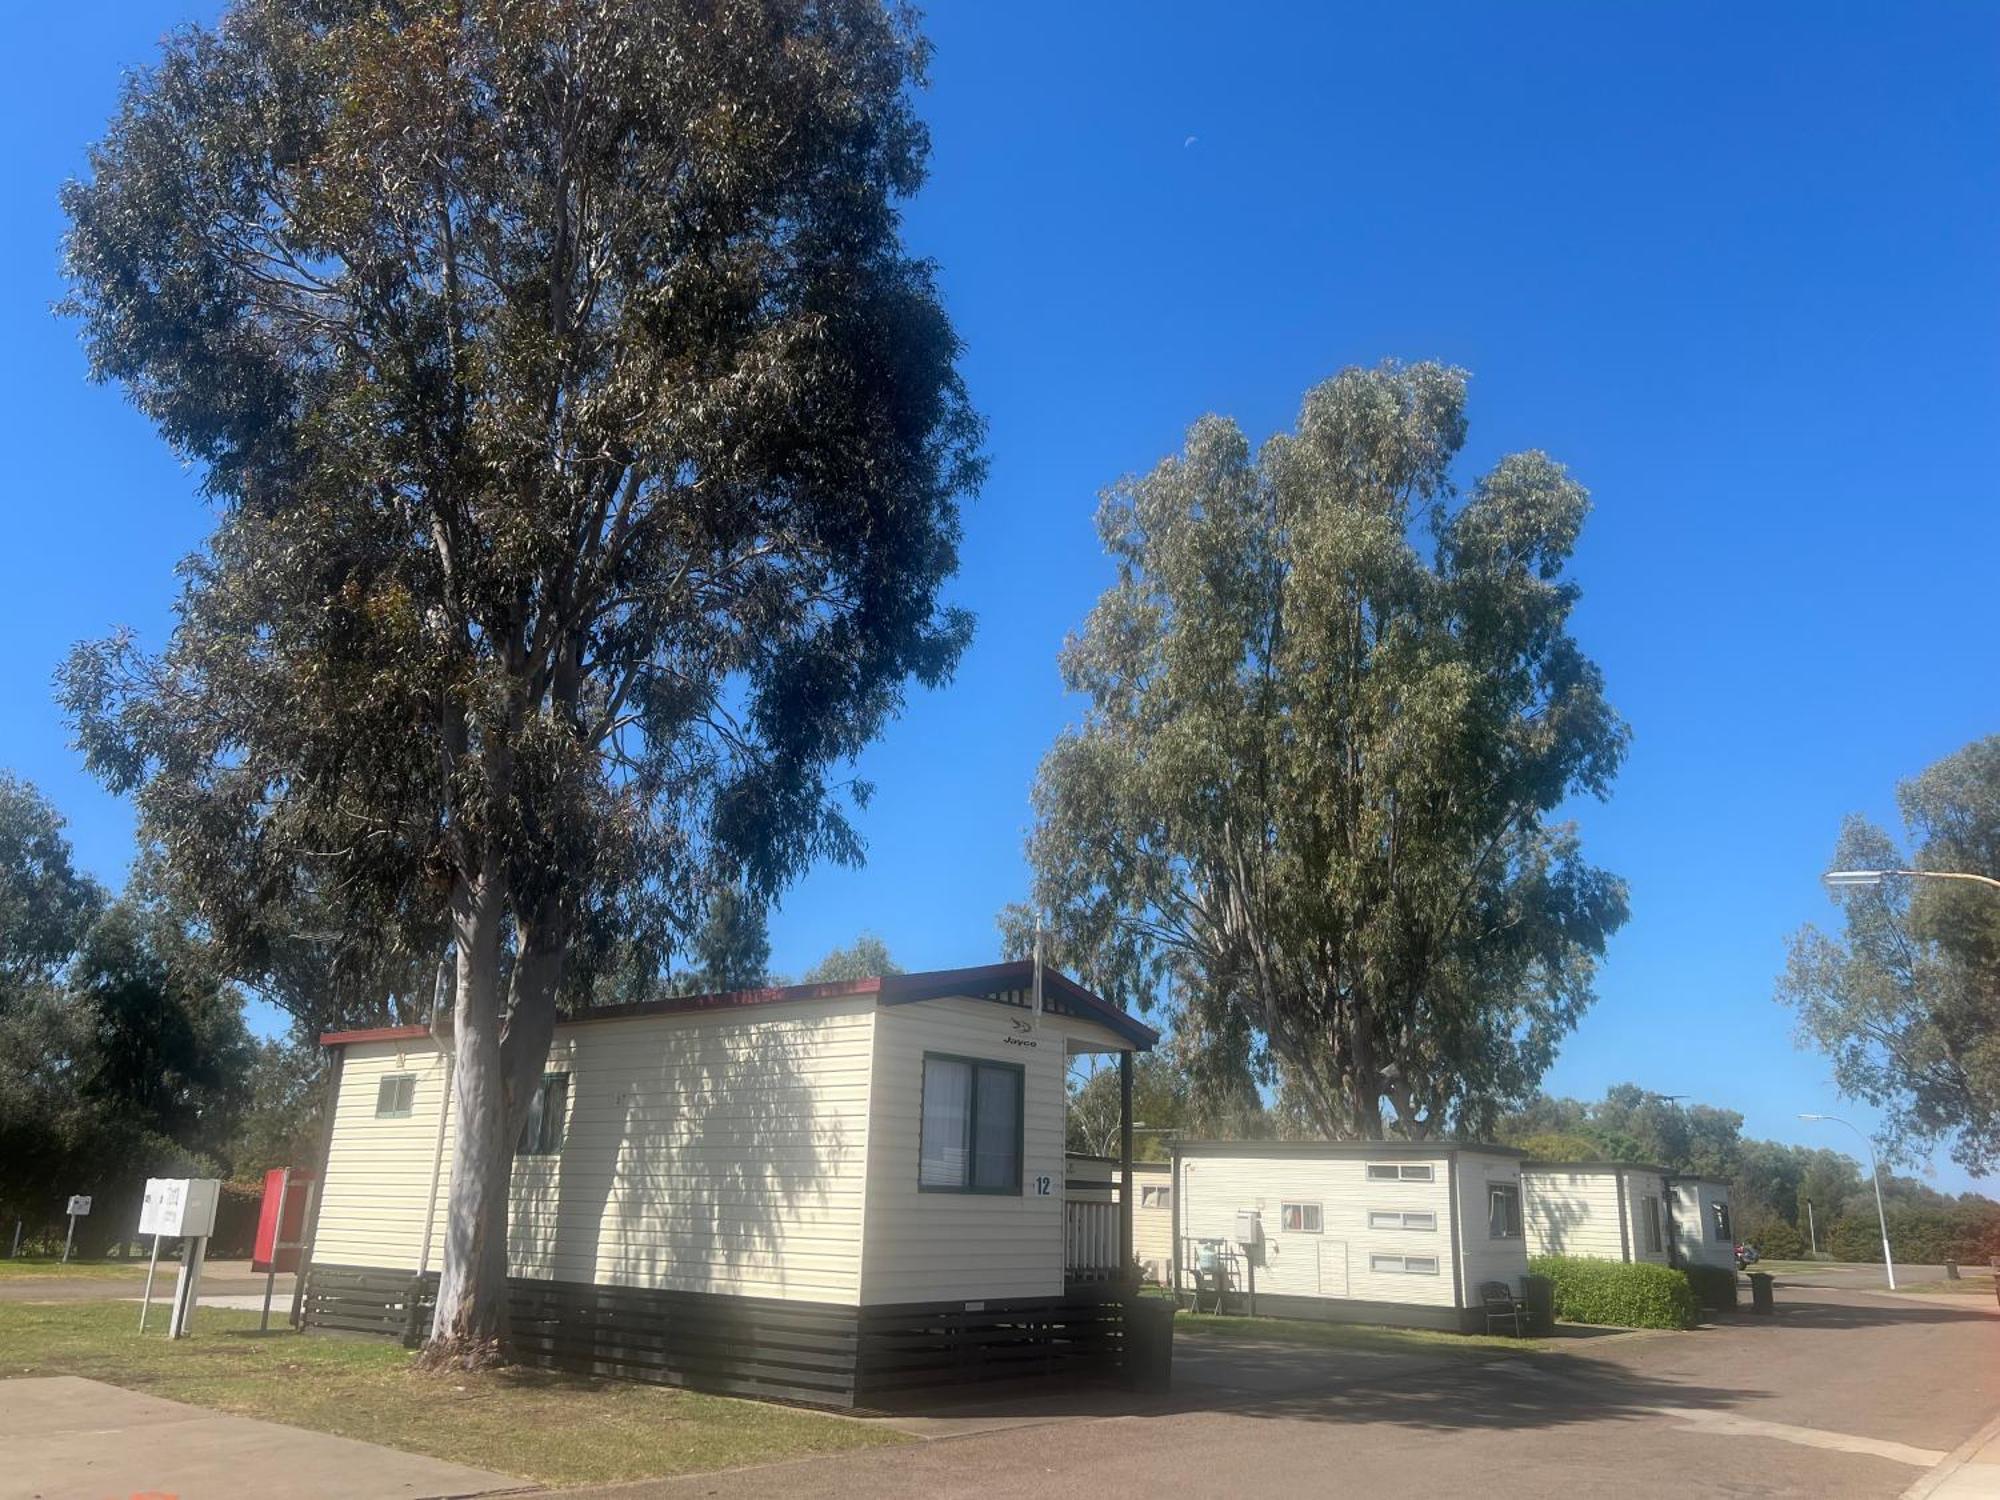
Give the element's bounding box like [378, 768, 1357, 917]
[0, 1300, 906, 1489]
[1890, 1269, 1996, 1297]
[1754, 1259, 1867, 1273]
[1174, 1308, 1547, 1357]
[0, 1257, 153, 1279]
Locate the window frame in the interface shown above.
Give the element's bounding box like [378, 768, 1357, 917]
[517, 1071, 570, 1157]
[917, 1052, 1026, 1196]
[1140, 1183, 1172, 1212]
[1712, 1200, 1732, 1242]
[1641, 1194, 1664, 1254]
[374, 1074, 416, 1120]
[1281, 1201, 1323, 1234]
[1369, 1209, 1438, 1232]
[1488, 1182, 1523, 1240]
[1369, 1252, 1441, 1275]
[1365, 1162, 1435, 1182]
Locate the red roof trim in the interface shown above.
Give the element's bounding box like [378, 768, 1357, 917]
[318, 964, 1156, 1050]
[319, 1025, 434, 1046]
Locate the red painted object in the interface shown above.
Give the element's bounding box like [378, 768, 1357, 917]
[252, 1168, 315, 1274]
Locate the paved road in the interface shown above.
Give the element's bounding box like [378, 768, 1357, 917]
[584, 1285, 1999, 1500]
[0, 1260, 296, 1303]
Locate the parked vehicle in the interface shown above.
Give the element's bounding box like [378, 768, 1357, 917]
[1735, 1242, 1760, 1269]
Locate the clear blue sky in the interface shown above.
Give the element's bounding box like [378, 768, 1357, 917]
[4, 4, 1994, 1190]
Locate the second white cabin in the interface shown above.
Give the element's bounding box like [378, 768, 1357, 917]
[1170, 1141, 1531, 1332]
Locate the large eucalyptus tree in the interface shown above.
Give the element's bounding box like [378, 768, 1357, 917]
[1016, 363, 1627, 1140]
[59, 0, 978, 1365]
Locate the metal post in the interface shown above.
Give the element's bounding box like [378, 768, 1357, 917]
[260, 1170, 287, 1333]
[1118, 1049, 1134, 1283]
[1806, 1199, 1818, 1257]
[171, 1235, 208, 1338]
[9, 1220, 19, 1259]
[138, 1235, 161, 1331]
[1866, 1148, 1897, 1291]
[61, 1212, 76, 1265]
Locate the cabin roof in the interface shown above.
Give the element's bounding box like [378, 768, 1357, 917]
[320, 959, 1159, 1050]
[1173, 1139, 1528, 1161]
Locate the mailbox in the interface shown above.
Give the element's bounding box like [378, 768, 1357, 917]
[252, 1169, 316, 1274]
[138, 1178, 220, 1239]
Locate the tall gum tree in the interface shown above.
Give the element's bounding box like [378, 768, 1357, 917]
[59, 0, 980, 1366]
[1016, 363, 1626, 1141]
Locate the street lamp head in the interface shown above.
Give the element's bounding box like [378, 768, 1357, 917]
[1822, 869, 1889, 889]
[1798, 1113, 1826, 1122]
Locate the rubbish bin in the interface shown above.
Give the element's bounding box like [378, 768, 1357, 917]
[1521, 1273, 1556, 1336]
[1748, 1272, 1775, 1315]
[1123, 1295, 1174, 1394]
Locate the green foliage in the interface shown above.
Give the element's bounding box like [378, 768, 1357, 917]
[0, 775, 103, 995]
[664, 886, 773, 996]
[1064, 1051, 1271, 1159]
[1778, 737, 2000, 1173]
[1018, 363, 1628, 1139]
[60, 0, 981, 1346]
[800, 935, 903, 985]
[1683, 1264, 1739, 1311]
[224, 1039, 326, 1181]
[1529, 1255, 1699, 1330]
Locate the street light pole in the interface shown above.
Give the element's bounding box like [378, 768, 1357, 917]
[1823, 868, 2000, 892]
[1799, 1113, 1896, 1290]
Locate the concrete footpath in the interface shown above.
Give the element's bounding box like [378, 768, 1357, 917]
[0, 1376, 527, 1500]
[1906, 1411, 2000, 1499]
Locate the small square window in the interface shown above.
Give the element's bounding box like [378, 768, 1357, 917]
[374, 1074, 416, 1119]
[1281, 1202, 1323, 1233]
[1713, 1201, 1732, 1242]
[1140, 1184, 1173, 1211]
[517, 1073, 569, 1156]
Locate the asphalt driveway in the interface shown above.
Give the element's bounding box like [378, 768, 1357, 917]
[580, 1285, 2000, 1500]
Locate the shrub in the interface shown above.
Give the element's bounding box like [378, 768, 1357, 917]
[1529, 1255, 1700, 1330]
[1683, 1264, 1739, 1312]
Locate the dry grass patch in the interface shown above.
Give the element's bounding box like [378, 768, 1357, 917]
[0, 1300, 906, 1488]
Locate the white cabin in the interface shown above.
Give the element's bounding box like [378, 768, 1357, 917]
[1671, 1177, 1736, 1269]
[301, 962, 1157, 1405]
[1170, 1141, 1530, 1332]
[1521, 1162, 1676, 1265]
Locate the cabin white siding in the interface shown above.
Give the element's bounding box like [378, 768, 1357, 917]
[1131, 1163, 1174, 1283]
[1522, 1168, 1625, 1261]
[856, 998, 1084, 1305]
[1523, 1166, 1673, 1265]
[1178, 1152, 1467, 1308]
[315, 1038, 453, 1271]
[316, 996, 878, 1304]
[1673, 1181, 1735, 1269]
[1454, 1153, 1530, 1294]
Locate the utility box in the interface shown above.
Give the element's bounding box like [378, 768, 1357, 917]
[252, 1169, 316, 1274]
[1235, 1208, 1264, 1267]
[138, 1178, 220, 1240]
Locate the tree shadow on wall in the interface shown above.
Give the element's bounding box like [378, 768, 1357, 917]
[512, 1008, 852, 1299]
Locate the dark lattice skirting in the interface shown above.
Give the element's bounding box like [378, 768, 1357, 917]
[300, 1263, 1129, 1408]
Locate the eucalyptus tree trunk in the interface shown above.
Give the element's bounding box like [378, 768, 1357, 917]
[420, 853, 573, 1367]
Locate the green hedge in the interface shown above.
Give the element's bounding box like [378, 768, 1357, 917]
[1529, 1255, 1700, 1330]
[1683, 1264, 1739, 1312]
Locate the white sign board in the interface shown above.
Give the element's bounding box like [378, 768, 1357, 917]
[66, 1196, 92, 1217]
[138, 1178, 220, 1239]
